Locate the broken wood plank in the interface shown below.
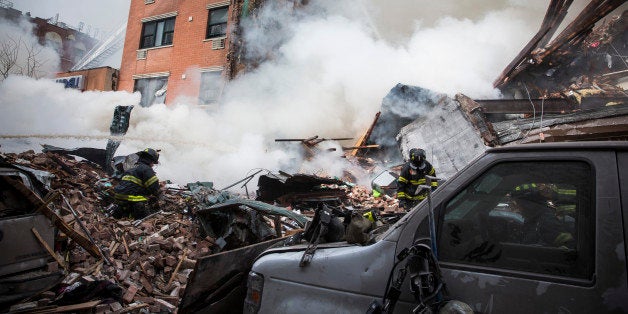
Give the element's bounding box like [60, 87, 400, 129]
[493, 0, 573, 88]
[167, 250, 187, 287]
[275, 136, 353, 144]
[455, 94, 500, 147]
[114, 303, 149, 314]
[48, 153, 78, 176]
[153, 298, 176, 312]
[122, 234, 130, 256]
[31, 227, 66, 269]
[5, 176, 102, 259]
[536, 0, 625, 62]
[475, 98, 575, 114]
[351, 111, 380, 156]
[85, 260, 104, 276]
[36, 191, 61, 214]
[343, 144, 380, 150]
[61, 193, 112, 265]
[30, 300, 102, 313]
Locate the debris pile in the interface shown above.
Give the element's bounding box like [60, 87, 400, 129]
[0, 149, 400, 313]
[494, 0, 626, 98]
[345, 185, 399, 214]
[1, 151, 211, 313]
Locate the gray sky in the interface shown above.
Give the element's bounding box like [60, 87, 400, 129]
[11, 0, 130, 39]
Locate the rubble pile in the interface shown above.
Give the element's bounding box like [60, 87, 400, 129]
[495, 2, 626, 99]
[343, 185, 400, 214]
[1, 149, 399, 313]
[1, 150, 217, 313]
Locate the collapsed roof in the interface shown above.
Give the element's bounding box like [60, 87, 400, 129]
[359, 1, 627, 178]
[495, 0, 627, 98]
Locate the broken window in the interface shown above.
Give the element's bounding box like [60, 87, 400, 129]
[45, 31, 63, 52]
[72, 42, 87, 63]
[198, 70, 223, 105]
[438, 161, 594, 280]
[134, 76, 168, 107]
[140, 17, 175, 49]
[206, 6, 228, 39]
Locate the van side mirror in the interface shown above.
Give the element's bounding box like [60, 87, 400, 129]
[406, 242, 446, 311]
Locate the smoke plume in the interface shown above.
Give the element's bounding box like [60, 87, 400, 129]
[0, 17, 59, 80]
[1, 0, 567, 189]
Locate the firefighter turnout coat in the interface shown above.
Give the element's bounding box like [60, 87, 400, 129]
[114, 157, 160, 203]
[396, 161, 438, 203]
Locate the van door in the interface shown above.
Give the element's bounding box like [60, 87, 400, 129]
[616, 152, 628, 282]
[410, 151, 627, 313]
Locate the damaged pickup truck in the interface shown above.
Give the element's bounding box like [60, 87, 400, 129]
[244, 141, 628, 313]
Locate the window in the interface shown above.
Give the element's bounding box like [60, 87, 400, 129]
[73, 42, 86, 62]
[45, 32, 63, 52]
[438, 161, 594, 280]
[140, 17, 175, 49]
[134, 76, 168, 107]
[206, 6, 228, 39]
[198, 71, 223, 105]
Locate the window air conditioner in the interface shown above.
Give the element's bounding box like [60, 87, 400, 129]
[212, 38, 225, 50]
[137, 50, 147, 60]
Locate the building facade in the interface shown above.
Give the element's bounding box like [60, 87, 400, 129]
[0, 5, 97, 73]
[55, 66, 120, 92]
[119, 0, 239, 107]
[30, 17, 97, 72]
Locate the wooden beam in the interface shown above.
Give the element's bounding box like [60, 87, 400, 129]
[167, 250, 187, 287]
[536, 0, 625, 62]
[474, 98, 575, 114]
[3, 177, 102, 259]
[493, 0, 573, 88]
[351, 111, 380, 156]
[27, 300, 102, 313]
[31, 227, 66, 270]
[455, 94, 500, 146]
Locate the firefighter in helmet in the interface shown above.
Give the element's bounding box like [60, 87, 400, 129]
[396, 148, 438, 210]
[110, 148, 161, 219]
[509, 183, 574, 248]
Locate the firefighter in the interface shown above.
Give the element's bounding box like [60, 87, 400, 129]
[396, 148, 438, 210]
[110, 148, 161, 219]
[509, 185, 573, 247]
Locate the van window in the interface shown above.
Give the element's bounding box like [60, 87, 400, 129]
[438, 161, 594, 280]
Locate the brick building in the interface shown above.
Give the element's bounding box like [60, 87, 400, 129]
[0, 5, 97, 72]
[118, 0, 302, 107]
[119, 0, 240, 107]
[56, 66, 120, 92]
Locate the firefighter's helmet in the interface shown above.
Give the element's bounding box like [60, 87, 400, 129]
[140, 148, 160, 164]
[409, 148, 426, 167]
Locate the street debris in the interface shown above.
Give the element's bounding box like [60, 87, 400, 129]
[0, 148, 400, 313]
[0, 1, 625, 313]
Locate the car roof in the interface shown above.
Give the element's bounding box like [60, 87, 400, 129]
[487, 141, 628, 153]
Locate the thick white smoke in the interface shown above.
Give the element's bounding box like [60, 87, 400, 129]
[1, 1, 574, 189]
[0, 17, 60, 80]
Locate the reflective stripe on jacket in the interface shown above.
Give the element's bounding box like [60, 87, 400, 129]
[113, 157, 159, 202]
[396, 161, 437, 201]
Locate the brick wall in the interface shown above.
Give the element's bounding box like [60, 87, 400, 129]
[31, 18, 97, 72]
[119, 0, 232, 105]
[56, 67, 119, 91]
[0, 6, 97, 73]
